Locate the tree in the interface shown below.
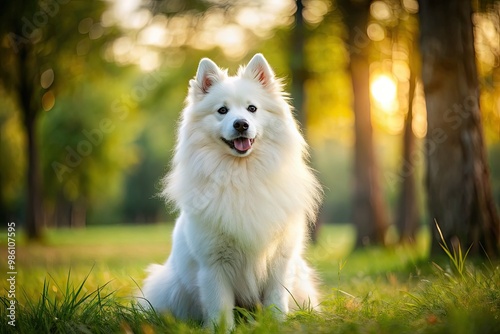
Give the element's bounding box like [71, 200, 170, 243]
[395, 60, 419, 243]
[418, 0, 500, 256]
[290, 0, 307, 130]
[0, 1, 43, 239]
[0, 1, 119, 235]
[339, 0, 388, 246]
[394, 6, 420, 243]
[289, 0, 324, 243]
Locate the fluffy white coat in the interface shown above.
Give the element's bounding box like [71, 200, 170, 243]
[141, 54, 322, 329]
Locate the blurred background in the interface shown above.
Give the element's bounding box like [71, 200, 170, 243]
[1, 0, 499, 250]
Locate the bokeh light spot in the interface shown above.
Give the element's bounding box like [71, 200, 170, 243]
[40, 68, 54, 89]
[42, 91, 55, 111]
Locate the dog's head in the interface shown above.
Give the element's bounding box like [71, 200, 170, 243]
[184, 54, 291, 158]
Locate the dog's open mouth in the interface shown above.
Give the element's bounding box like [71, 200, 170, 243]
[221, 137, 255, 154]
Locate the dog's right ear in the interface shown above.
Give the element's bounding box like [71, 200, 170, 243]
[190, 58, 225, 98]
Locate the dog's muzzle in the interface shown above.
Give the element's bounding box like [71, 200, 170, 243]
[221, 119, 255, 154]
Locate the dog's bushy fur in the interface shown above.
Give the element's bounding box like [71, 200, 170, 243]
[141, 54, 322, 329]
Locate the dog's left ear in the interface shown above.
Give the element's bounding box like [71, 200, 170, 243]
[243, 54, 275, 88]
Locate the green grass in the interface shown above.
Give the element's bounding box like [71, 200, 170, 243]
[1, 223, 499, 333]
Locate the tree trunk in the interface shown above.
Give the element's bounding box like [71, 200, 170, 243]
[396, 53, 419, 243]
[71, 199, 87, 228]
[290, 0, 307, 130]
[25, 114, 43, 239]
[419, 0, 500, 257]
[55, 194, 72, 228]
[17, 45, 43, 240]
[341, 0, 387, 247]
[290, 0, 321, 243]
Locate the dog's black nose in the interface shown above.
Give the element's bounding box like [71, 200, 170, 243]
[233, 119, 249, 133]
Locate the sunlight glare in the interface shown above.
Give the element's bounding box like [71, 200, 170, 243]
[412, 82, 428, 138]
[216, 24, 246, 60]
[139, 21, 172, 48]
[139, 51, 160, 72]
[371, 75, 397, 112]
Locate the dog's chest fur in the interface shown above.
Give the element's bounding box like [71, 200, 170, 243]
[205, 229, 281, 307]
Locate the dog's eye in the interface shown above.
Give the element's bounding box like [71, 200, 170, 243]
[217, 106, 228, 114]
[247, 105, 257, 113]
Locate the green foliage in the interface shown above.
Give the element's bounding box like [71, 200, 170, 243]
[1, 0, 499, 231]
[434, 221, 472, 278]
[1, 224, 499, 333]
[40, 74, 144, 224]
[404, 260, 500, 334]
[17, 271, 115, 333]
[1, 272, 194, 333]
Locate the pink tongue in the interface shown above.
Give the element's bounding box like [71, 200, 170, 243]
[234, 138, 252, 151]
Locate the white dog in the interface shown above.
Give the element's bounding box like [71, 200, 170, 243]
[141, 54, 322, 329]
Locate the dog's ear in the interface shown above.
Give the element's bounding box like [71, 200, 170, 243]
[191, 58, 224, 95]
[243, 53, 275, 88]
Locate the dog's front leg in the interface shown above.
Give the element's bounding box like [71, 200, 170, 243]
[262, 257, 290, 320]
[198, 266, 235, 330]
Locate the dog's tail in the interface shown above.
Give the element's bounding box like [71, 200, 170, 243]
[137, 264, 164, 309]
